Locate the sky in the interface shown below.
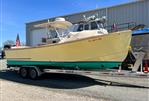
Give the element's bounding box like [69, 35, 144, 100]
[0, 0, 136, 46]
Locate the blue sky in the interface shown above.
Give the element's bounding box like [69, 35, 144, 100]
[0, 0, 134, 46]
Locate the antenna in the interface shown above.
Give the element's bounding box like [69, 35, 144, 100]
[95, 13, 99, 20]
[83, 15, 87, 21]
[47, 19, 50, 39]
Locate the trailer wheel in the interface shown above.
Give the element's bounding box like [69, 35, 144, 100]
[19, 67, 28, 78]
[29, 68, 38, 79]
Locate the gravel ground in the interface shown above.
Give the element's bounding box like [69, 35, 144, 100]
[0, 59, 149, 101]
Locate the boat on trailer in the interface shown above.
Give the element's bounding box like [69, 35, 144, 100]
[5, 17, 132, 70]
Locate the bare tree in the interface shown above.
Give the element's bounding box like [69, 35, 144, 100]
[3, 40, 15, 46]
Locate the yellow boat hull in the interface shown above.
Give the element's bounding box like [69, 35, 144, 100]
[5, 30, 131, 69]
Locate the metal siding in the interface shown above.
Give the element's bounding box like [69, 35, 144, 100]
[106, 1, 148, 27]
[146, 0, 149, 27]
[67, 9, 107, 23]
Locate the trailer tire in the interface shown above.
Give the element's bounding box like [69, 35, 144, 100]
[29, 68, 38, 79]
[19, 67, 28, 78]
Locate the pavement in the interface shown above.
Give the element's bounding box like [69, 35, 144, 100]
[0, 59, 149, 101]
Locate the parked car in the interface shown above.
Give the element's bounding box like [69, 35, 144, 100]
[0, 50, 5, 59]
[0, 52, 1, 59]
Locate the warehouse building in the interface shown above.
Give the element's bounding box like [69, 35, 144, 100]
[26, 0, 149, 46]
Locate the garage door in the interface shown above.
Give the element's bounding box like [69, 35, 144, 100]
[30, 28, 47, 46]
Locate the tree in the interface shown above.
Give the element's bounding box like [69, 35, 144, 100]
[3, 40, 15, 46]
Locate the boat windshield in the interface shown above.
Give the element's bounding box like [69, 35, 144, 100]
[48, 28, 70, 39]
[73, 20, 104, 32]
[48, 29, 58, 39]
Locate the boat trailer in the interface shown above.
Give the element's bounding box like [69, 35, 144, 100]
[8, 50, 148, 80]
